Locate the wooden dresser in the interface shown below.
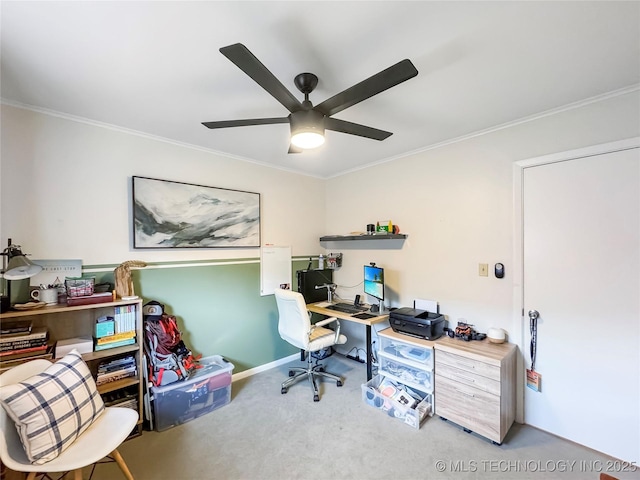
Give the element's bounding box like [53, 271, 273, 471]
[434, 336, 517, 444]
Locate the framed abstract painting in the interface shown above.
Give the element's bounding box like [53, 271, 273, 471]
[132, 176, 260, 248]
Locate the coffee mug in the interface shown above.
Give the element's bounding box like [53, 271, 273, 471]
[30, 288, 58, 305]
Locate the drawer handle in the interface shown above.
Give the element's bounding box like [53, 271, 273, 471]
[457, 390, 475, 398]
[454, 373, 476, 383]
[457, 362, 475, 369]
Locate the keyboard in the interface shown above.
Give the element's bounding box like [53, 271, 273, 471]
[326, 303, 367, 314]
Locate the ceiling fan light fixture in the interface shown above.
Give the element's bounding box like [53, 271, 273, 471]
[291, 131, 325, 149]
[290, 110, 325, 149]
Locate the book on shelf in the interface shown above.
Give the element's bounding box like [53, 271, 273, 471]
[0, 319, 33, 336]
[0, 337, 49, 352]
[103, 395, 138, 410]
[96, 367, 138, 386]
[98, 361, 138, 378]
[0, 350, 54, 373]
[0, 343, 50, 360]
[113, 305, 136, 333]
[96, 369, 138, 385]
[93, 337, 136, 351]
[95, 331, 136, 346]
[0, 326, 48, 344]
[98, 355, 136, 372]
[97, 364, 137, 378]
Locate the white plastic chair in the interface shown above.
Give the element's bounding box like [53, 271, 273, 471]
[275, 288, 347, 401]
[0, 359, 138, 480]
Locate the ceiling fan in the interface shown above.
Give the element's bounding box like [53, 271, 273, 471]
[202, 43, 418, 153]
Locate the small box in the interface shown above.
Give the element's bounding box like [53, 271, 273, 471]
[95, 319, 116, 338]
[65, 276, 95, 298]
[361, 375, 431, 429]
[376, 221, 392, 233]
[151, 355, 234, 432]
[66, 292, 113, 306]
[55, 336, 94, 358]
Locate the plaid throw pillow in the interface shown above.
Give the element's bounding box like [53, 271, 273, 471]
[0, 349, 105, 464]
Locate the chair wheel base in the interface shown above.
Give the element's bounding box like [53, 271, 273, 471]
[313, 395, 319, 402]
[281, 387, 288, 394]
[288, 370, 295, 377]
[337, 380, 343, 387]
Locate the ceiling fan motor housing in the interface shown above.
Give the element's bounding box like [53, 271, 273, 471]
[290, 109, 325, 135]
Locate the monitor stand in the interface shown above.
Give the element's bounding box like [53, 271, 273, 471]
[370, 300, 384, 313]
[314, 283, 337, 303]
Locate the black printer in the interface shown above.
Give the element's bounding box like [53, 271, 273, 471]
[389, 307, 445, 340]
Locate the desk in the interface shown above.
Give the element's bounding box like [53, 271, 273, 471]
[307, 302, 388, 381]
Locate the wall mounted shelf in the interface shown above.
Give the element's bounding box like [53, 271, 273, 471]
[319, 234, 407, 242]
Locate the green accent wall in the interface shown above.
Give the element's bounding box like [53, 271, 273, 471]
[89, 258, 312, 374]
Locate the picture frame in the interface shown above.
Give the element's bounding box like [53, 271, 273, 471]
[132, 176, 260, 248]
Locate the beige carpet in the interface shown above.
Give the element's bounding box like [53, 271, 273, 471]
[80, 354, 637, 480]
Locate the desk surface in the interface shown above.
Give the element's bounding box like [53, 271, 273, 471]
[307, 302, 388, 326]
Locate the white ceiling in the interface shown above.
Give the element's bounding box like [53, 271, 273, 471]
[2, 1, 639, 178]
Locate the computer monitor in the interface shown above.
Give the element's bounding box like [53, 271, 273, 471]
[364, 264, 384, 302]
[296, 269, 334, 303]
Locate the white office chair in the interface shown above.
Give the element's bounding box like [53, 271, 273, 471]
[275, 288, 347, 402]
[0, 359, 138, 480]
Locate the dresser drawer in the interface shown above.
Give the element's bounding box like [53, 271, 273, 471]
[379, 335, 434, 368]
[435, 374, 500, 442]
[435, 362, 500, 396]
[379, 356, 433, 393]
[436, 349, 500, 381]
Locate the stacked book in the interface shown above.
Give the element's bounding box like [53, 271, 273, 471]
[113, 305, 137, 333]
[102, 387, 139, 411]
[96, 355, 137, 386]
[0, 324, 53, 371]
[95, 330, 136, 351]
[94, 313, 136, 351]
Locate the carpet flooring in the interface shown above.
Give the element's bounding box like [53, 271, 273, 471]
[83, 354, 638, 480]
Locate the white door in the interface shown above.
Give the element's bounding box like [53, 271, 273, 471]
[522, 143, 639, 463]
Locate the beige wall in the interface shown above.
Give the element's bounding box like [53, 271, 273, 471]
[324, 90, 640, 347]
[0, 105, 325, 263]
[1, 89, 638, 350]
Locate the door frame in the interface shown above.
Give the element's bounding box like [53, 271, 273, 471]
[511, 136, 640, 423]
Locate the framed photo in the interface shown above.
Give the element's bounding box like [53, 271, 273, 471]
[132, 176, 260, 248]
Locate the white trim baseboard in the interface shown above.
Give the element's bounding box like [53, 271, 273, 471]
[231, 353, 299, 383]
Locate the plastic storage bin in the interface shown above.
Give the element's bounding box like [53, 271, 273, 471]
[378, 335, 434, 367]
[151, 355, 234, 432]
[361, 374, 431, 429]
[379, 356, 433, 393]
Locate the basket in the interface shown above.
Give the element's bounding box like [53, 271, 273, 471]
[65, 277, 95, 298]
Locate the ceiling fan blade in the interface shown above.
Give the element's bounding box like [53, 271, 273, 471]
[220, 43, 302, 113]
[325, 117, 392, 141]
[315, 59, 418, 117]
[202, 117, 289, 129]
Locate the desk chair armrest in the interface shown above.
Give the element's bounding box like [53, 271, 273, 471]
[314, 316, 339, 328]
[311, 316, 341, 344]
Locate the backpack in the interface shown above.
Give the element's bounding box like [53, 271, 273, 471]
[143, 301, 201, 387]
